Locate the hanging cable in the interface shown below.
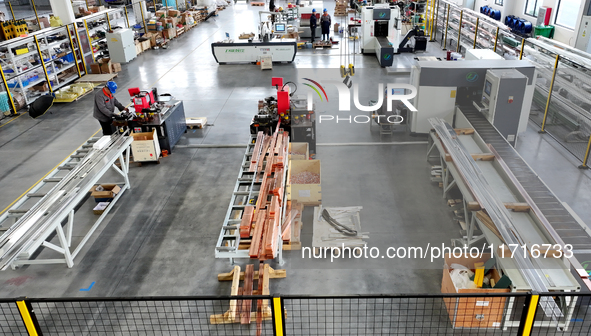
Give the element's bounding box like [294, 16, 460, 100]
[321, 209, 358, 236]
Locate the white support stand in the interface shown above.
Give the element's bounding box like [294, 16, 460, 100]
[8, 139, 132, 269]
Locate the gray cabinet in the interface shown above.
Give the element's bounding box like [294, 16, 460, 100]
[106, 28, 136, 63]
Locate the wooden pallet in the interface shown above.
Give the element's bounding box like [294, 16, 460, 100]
[75, 73, 118, 84]
[211, 262, 285, 327]
[54, 88, 95, 103]
[313, 41, 333, 48]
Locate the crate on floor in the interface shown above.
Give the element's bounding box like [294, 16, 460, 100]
[186, 117, 207, 129]
[288, 142, 309, 160]
[287, 159, 321, 205]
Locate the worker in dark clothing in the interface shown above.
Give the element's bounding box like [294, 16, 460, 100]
[93, 81, 128, 136]
[310, 8, 317, 43]
[321, 8, 331, 41]
[269, 0, 275, 12]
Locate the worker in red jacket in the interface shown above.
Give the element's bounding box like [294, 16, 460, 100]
[93, 81, 128, 135]
[320, 8, 331, 41]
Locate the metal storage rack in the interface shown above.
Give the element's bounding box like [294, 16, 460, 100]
[0, 24, 84, 112]
[76, 9, 126, 71]
[432, 0, 521, 57]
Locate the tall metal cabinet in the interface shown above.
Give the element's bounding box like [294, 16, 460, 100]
[106, 28, 137, 63]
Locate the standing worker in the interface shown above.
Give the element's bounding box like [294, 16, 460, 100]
[321, 8, 331, 41]
[310, 8, 317, 43]
[93, 81, 128, 136]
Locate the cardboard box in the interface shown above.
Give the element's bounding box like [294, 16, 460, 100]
[88, 6, 99, 13]
[130, 129, 161, 162]
[141, 40, 151, 52]
[146, 32, 160, 47]
[162, 28, 176, 39]
[111, 62, 121, 72]
[93, 202, 110, 215]
[90, 184, 121, 202]
[288, 142, 309, 160]
[90, 63, 102, 74]
[334, 23, 340, 33]
[441, 254, 510, 328]
[155, 9, 167, 18]
[32, 82, 49, 92]
[286, 159, 321, 205]
[100, 60, 112, 74]
[168, 9, 180, 17]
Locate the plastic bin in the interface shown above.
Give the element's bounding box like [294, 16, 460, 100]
[61, 53, 75, 63]
[534, 25, 555, 38]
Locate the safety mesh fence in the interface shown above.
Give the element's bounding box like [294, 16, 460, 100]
[282, 294, 528, 335]
[531, 293, 591, 336]
[0, 300, 27, 335]
[29, 296, 275, 336]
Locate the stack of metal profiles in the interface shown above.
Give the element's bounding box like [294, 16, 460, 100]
[523, 37, 591, 138]
[429, 118, 561, 317]
[0, 133, 130, 270]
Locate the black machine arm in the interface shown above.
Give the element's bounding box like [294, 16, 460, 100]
[398, 26, 427, 53]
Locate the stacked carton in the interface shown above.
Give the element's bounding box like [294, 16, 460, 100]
[334, 0, 348, 16]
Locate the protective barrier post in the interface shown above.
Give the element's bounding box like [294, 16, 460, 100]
[579, 136, 591, 169]
[539, 55, 560, 133]
[429, 0, 436, 41]
[124, 6, 130, 28]
[105, 12, 112, 30]
[140, 1, 148, 35]
[443, 4, 450, 49]
[73, 24, 88, 72]
[271, 295, 284, 336]
[30, 0, 41, 31]
[33, 36, 53, 93]
[83, 20, 95, 63]
[473, 18, 479, 48]
[433, 0, 439, 42]
[517, 293, 539, 336]
[16, 299, 41, 336]
[8, 2, 16, 19]
[519, 38, 525, 59]
[493, 27, 499, 52]
[66, 24, 82, 78]
[456, 11, 463, 53]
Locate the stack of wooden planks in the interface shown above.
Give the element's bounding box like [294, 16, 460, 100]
[241, 127, 289, 260]
[282, 200, 303, 249]
[211, 262, 286, 333]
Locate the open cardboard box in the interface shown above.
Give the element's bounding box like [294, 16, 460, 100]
[441, 253, 510, 329]
[90, 184, 121, 202]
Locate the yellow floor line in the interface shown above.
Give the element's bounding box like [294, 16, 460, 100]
[0, 128, 101, 217]
[0, 112, 28, 128]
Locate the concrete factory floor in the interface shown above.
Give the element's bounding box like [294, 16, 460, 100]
[0, 1, 591, 300]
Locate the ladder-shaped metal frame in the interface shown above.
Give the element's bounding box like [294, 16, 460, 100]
[215, 135, 286, 264]
[0, 135, 133, 269]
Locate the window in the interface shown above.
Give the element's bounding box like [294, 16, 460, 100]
[555, 0, 582, 29]
[495, 0, 503, 6]
[524, 0, 541, 16]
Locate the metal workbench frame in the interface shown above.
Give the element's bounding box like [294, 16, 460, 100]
[0, 135, 132, 269]
[215, 135, 286, 264]
[427, 118, 580, 330]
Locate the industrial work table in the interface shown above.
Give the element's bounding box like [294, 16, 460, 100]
[211, 39, 298, 64]
[128, 100, 186, 154]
